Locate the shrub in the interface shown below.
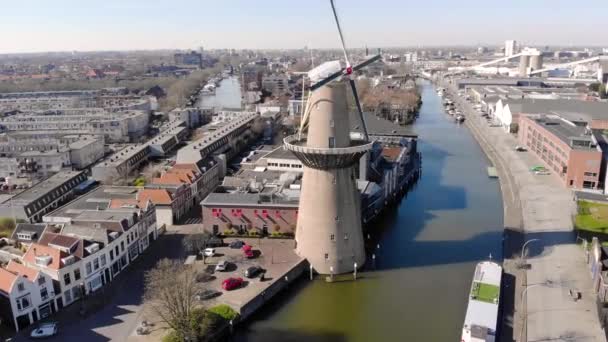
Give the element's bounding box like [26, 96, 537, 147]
[223, 229, 234, 236]
[162, 330, 181, 342]
[270, 231, 281, 237]
[207, 304, 239, 321]
[248, 231, 260, 237]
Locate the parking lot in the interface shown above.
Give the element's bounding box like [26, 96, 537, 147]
[191, 237, 302, 310]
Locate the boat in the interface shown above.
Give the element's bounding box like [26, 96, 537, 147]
[455, 115, 465, 123]
[461, 261, 502, 342]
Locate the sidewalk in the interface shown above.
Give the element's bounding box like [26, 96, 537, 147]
[441, 79, 606, 341]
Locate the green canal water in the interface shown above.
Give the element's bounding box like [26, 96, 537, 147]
[234, 80, 504, 342]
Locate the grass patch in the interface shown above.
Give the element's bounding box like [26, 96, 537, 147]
[471, 282, 499, 304]
[575, 200, 608, 234]
[207, 304, 239, 321]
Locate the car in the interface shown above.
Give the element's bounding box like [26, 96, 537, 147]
[222, 277, 243, 291]
[245, 266, 264, 278]
[243, 249, 255, 258]
[535, 171, 551, 175]
[203, 248, 215, 257]
[30, 322, 58, 339]
[229, 240, 245, 249]
[530, 166, 547, 172]
[242, 244, 252, 252]
[195, 289, 222, 300]
[206, 237, 224, 248]
[515, 146, 527, 152]
[215, 260, 228, 272]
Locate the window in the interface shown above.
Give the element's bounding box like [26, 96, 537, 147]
[40, 288, 48, 301]
[74, 269, 81, 281]
[38, 277, 45, 286]
[324, 253, 329, 260]
[330, 234, 335, 241]
[93, 258, 99, 270]
[120, 241, 125, 252]
[110, 250, 114, 261]
[328, 137, 335, 148]
[16, 296, 31, 311]
[63, 273, 71, 286]
[584, 172, 598, 177]
[86, 262, 92, 275]
[115, 246, 119, 256]
[17, 283, 25, 292]
[100, 254, 107, 267]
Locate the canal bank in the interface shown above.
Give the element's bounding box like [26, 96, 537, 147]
[439, 77, 605, 342]
[233, 80, 505, 342]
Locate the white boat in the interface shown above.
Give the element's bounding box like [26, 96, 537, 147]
[455, 115, 465, 123]
[461, 261, 502, 342]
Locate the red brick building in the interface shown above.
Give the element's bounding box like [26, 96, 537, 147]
[518, 115, 603, 190]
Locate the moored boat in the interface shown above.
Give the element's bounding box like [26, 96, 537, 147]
[461, 261, 502, 342]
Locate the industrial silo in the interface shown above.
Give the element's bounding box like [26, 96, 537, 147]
[519, 54, 530, 77]
[529, 51, 543, 71]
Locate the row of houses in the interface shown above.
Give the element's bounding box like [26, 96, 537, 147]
[0, 185, 160, 331]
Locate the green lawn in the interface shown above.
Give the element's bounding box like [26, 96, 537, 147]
[575, 200, 608, 234]
[471, 282, 500, 304]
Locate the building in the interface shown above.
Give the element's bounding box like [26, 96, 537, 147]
[0, 260, 56, 331]
[174, 51, 203, 68]
[505, 40, 517, 57]
[169, 108, 203, 129]
[0, 171, 87, 222]
[518, 115, 602, 190]
[284, 82, 371, 274]
[262, 75, 289, 95]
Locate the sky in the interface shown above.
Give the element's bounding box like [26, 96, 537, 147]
[1, 0, 607, 53]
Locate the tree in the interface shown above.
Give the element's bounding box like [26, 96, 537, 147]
[144, 259, 204, 341]
[182, 232, 211, 255]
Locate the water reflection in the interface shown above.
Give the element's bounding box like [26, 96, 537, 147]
[236, 80, 504, 342]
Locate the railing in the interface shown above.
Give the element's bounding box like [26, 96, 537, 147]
[283, 135, 373, 155]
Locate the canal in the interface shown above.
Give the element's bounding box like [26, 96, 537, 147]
[198, 76, 242, 110]
[234, 80, 505, 342]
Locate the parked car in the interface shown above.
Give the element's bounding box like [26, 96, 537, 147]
[195, 289, 222, 300]
[215, 260, 228, 272]
[515, 146, 527, 152]
[243, 247, 255, 258]
[229, 240, 245, 249]
[535, 171, 551, 175]
[206, 237, 224, 248]
[30, 322, 58, 339]
[242, 244, 252, 252]
[222, 277, 243, 291]
[245, 266, 264, 278]
[530, 166, 547, 172]
[203, 248, 215, 257]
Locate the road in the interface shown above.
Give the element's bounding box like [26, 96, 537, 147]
[440, 78, 606, 342]
[12, 226, 197, 342]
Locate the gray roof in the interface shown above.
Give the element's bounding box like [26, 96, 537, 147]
[505, 98, 608, 121]
[202, 191, 299, 207]
[46, 185, 139, 219]
[350, 112, 417, 137]
[10, 223, 48, 243]
[532, 117, 596, 150]
[263, 146, 299, 160]
[3, 170, 84, 205]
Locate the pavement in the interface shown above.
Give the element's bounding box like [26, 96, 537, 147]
[440, 78, 606, 342]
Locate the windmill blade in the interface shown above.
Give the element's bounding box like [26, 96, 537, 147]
[310, 54, 381, 92]
[329, 0, 351, 67]
[353, 54, 382, 71]
[349, 79, 369, 141]
[309, 68, 345, 91]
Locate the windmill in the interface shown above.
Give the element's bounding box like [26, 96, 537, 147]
[298, 0, 382, 142]
[283, 0, 381, 274]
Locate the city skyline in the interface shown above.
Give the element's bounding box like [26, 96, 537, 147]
[1, 0, 607, 53]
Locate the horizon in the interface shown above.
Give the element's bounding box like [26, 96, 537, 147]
[1, 0, 607, 54]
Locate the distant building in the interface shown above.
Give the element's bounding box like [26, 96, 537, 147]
[262, 75, 289, 95]
[174, 51, 203, 68]
[505, 40, 517, 57]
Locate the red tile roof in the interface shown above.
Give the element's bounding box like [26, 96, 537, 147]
[6, 261, 39, 281]
[138, 189, 173, 205]
[23, 243, 66, 270]
[0, 268, 18, 293]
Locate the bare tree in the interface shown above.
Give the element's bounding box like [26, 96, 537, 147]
[182, 232, 211, 255]
[144, 259, 203, 341]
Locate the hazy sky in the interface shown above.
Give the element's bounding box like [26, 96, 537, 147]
[1, 0, 607, 53]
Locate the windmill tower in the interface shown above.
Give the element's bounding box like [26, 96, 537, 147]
[284, 0, 380, 274]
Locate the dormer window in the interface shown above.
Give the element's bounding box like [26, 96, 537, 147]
[17, 283, 25, 292]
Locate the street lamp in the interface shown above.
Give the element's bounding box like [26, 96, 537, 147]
[521, 238, 540, 259]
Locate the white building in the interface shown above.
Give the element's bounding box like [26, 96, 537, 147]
[505, 40, 517, 57]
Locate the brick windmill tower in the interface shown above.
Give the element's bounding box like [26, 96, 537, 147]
[284, 0, 381, 274]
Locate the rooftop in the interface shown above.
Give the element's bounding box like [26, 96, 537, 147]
[2, 170, 84, 205]
[506, 98, 608, 121]
[45, 185, 140, 220]
[531, 116, 597, 150]
[202, 191, 299, 207]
